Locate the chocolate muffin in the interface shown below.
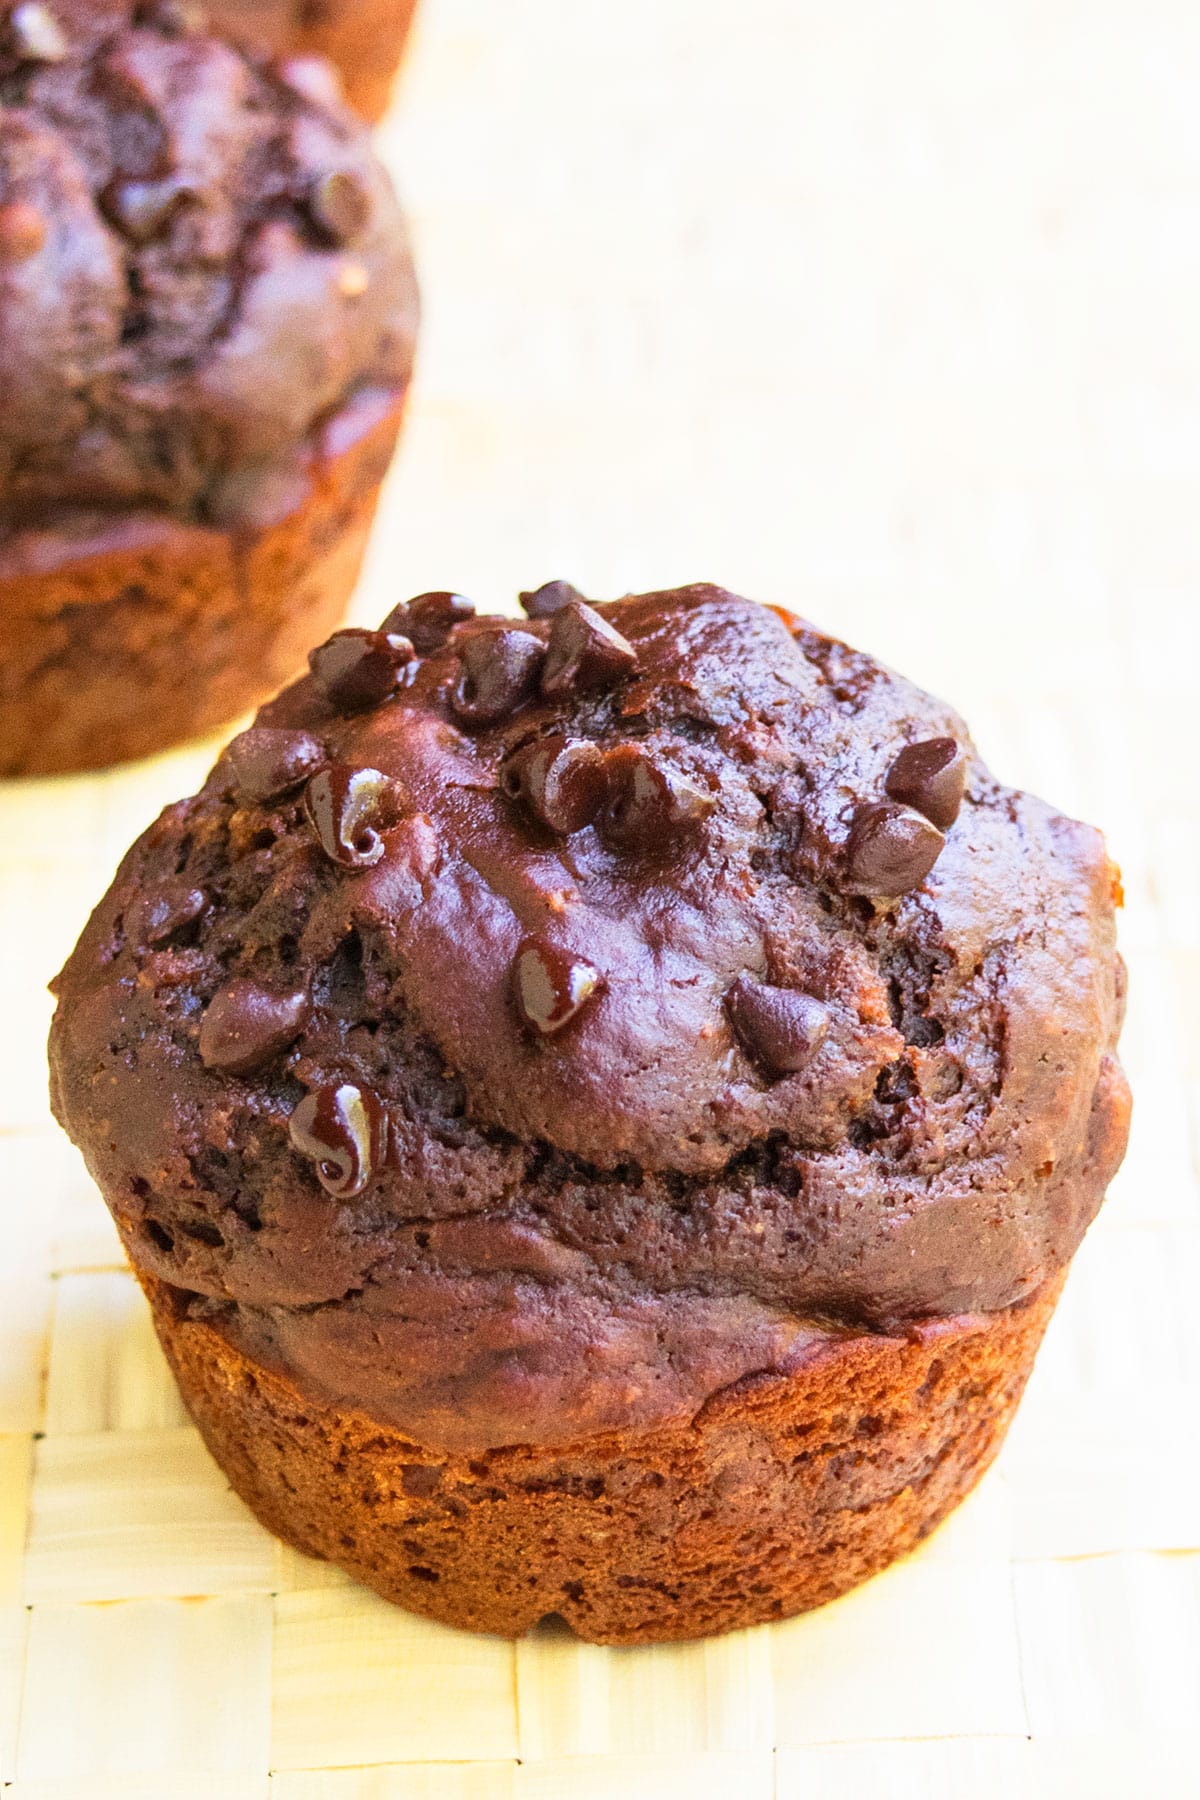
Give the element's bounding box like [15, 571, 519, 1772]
[48, 584, 1130, 1643]
[0, 1, 418, 777]
[47, 0, 418, 124]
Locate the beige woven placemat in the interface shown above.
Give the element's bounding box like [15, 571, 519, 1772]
[2, 1, 1199, 1793]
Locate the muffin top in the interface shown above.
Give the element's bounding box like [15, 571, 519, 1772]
[49, 585, 1130, 1451]
[0, 0, 416, 533]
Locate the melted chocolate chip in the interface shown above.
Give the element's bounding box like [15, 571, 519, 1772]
[198, 980, 309, 1075]
[288, 1082, 386, 1199]
[519, 580, 588, 620]
[381, 591, 475, 653]
[126, 882, 205, 948]
[884, 737, 967, 830]
[499, 735, 607, 834]
[0, 200, 45, 261]
[450, 629, 545, 726]
[513, 938, 603, 1034]
[102, 177, 190, 245]
[845, 801, 945, 898]
[7, 3, 67, 62]
[308, 169, 372, 246]
[304, 765, 396, 868]
[726, 975, 830, 1078]
[308, 629, 414, 712]
[599, 745, 715, 853]
[541, 602, 638, 698]
[225, 727, 326, 804]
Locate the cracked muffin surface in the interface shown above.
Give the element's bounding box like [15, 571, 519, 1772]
[49, 584, 1130, 1452]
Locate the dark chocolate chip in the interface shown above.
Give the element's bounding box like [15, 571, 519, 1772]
[288, 1081, 386, 1198]
[381, 591, 475, 653]
[726, 975, 830, 1078]
[541, 602, 638, 698]
[0, 200, 45, 261]
[845, 801, 945, 898]
[126, 882, 206, 948]
[450, 629, 545, 726]
[101, 176, 190, 244]
[499, 735, 607, 834]
[884, 737, 967, 831]
[7, 3, 68, 62]
[308, 628, 414, 712]
[225, 727, 326, 804]
[308, 169, 372, 245]
[599, 745, 715, 853]
[199, 980, 309, 1075]
[519, 580, 588, 620]
[513, 938, 603, 1034]
[304, 765, 396, 868]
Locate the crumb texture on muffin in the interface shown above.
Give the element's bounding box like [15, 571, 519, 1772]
[142, 1266, 1063, 1643]
[49, 585, 1130, 1453]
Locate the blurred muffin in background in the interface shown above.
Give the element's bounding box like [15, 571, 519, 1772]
[0, 1, 419, 776]
[47, 0, 419, 122]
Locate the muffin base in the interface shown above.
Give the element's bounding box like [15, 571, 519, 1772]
[141, 1269, 1062, 1645]
[0, 390, 405, 779]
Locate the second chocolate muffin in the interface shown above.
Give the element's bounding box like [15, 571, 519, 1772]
[49, 584, 1130, 1642]
[0, 2, 418, 776]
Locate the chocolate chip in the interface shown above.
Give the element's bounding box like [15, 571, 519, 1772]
[126, 882, 205, 948]
[225, 727, 326, 804]
[304, 765, 396, 868]
[0, 200, 45, 261]
[450, 629, 545, 726]
[8, 3, 68, 62]
[101, 177, 190, 244]
[726, 975, 830, 1078]
[599, 745, 715, 853]
[199, 980, 309, 1075]
[499, 735, 607, 834]
[541, 602, 638, 698]
[513, 938, 603, 1034]
[845, 801, 945, 898]
[884, 737, 967, 830]
[288, 1082, 386, 1199]
[308, 628, 414, 712]
[519, 580, 587, 620]
[381, 591, 475, 653]
[308, 169, 372, 245]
